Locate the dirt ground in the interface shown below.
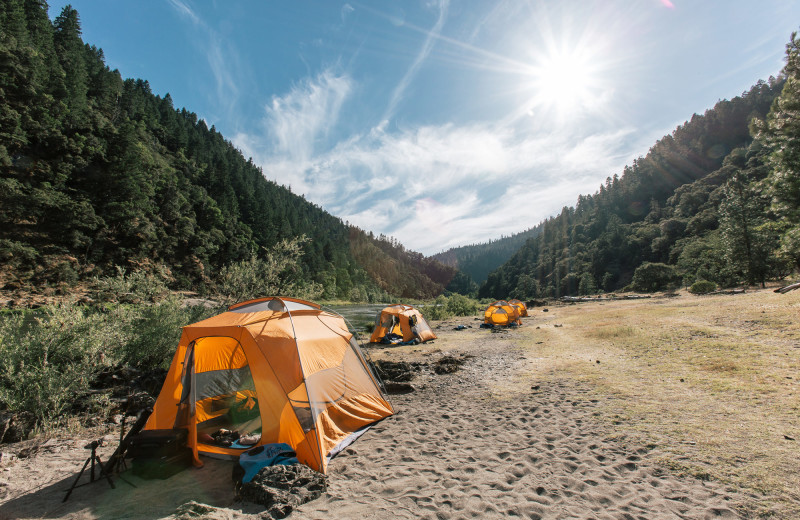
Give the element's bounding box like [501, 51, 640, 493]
[1, 289, 797, 519]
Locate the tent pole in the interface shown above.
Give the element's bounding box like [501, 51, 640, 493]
[279, 297, 324, 472]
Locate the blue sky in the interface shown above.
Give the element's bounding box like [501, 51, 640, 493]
[50, 1, 800, 255]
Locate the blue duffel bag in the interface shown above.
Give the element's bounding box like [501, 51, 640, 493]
[236, 443, 299, 483]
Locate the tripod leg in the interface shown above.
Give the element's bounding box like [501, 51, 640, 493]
[96, 455, 116, 489]
[63, 456, 92, 502]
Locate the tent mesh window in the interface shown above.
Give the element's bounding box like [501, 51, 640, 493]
[192, 337, 262, 444]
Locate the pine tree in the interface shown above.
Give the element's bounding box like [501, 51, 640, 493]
[53, 5, 88, 124]
[759, 31, 800, 267]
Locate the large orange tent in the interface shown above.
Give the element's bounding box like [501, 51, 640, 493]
[483, 300, 521, 326]
[369, 304, 436, 344]
[144, 297, 393, 474]
[508, 299, 529, 317]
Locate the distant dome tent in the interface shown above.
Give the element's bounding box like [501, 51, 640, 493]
[369, 304, 436, 344]
[483, 300, 521, 327]
[144, 297, 393, 474]
[508, 299, 528, 317]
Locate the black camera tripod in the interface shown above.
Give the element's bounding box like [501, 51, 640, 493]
[62, 439, 115, 502]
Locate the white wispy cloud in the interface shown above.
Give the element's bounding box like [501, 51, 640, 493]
[233, 70, 637, 254]
[166, 0, 239, 126]
[266, 71, 352, 162]
[341, 3, 355, 22]
[166, 0, 200, 25]
[382, 0, 450, 122]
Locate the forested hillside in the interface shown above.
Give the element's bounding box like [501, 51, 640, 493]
[481, 35, 800, 299]
[349, 228, 457, 299]
[0, 2, 454, 301]
[432, 226, 542, 288]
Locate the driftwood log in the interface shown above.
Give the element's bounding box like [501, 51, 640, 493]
[774, 282, 800, 294]
[560, 295, 652, 303]
[710, 288, 746, 295]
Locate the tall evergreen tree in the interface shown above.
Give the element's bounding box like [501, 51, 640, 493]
[759, 32, 800, 267]
[53, 5, 88, 124]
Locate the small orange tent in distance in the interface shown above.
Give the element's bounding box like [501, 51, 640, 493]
[369, 304, 436, 344]
[144, 297, 393, 474]
[484, 300, 521, 326]
[508, 299, 528, 317]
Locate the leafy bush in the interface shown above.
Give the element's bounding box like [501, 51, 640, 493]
[445, 293, 481, 316]
[630, 262, 680, 293]
[0, 304, 117, 431]
[92, 266, 171, 303]
[421, 294, 481, 321]
[0, 298, 217, 434]
[0, 239, 39, 267]
[112, 298, 218, 370]
[216, 236, 322, 305]
[689, 280, 717, 294]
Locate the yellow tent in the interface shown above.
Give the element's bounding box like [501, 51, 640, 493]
[369, 304, 436, 344]
[484, 300, 521, 326]
[508, 299, 529, 317]
[144, 297, 393, 474]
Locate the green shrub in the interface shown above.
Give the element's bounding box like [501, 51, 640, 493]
[92, 266, 171, 303]
[630, 262, 680, 293]
[0, 239, 39, 266]
[0, 304, 117, 431]
[0, 298, 218, 433]
[111, 298, 218, 370]
[445, 293, 481, 316]
[689, 280, 717, 294]
[420, 294, 481, 321]
[215, 236, 322, 304]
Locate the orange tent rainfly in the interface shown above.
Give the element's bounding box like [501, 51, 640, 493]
[483, 300, 521, 327]
[369, 304, 437, 344]
[144, 297, 393, 474]
[508, 299, 529, 317]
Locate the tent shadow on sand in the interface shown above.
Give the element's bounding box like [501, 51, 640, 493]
[0, 456, 265, 519]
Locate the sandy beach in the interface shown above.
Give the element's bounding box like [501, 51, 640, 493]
[0, 299, 773, 519]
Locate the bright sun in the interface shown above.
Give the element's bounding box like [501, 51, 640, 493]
[527, 46, 604, 119]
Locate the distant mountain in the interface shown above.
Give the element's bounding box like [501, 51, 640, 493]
[0, 2, 453, 301]
[479, 76, 789, 299]
[432, 226, 542, 286]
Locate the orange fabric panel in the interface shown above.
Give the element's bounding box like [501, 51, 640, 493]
[397, 315, 412, 342]
[409, 309, 436, 342]
[509, 299, 528, 317]
[247, 318, 303, 393]
[247, 343, 297, 443]
[369, 327, 387, 343]
[491, 310, 510, 325]
[314, 393, 393, 473]
[295, 431, 324, 472]
[275, 401, 323, 471]
[145, 333, 190, 430]
[193, 336, 248, 373]
[293, 313, 352, 377]
[305, 346, 380, 409]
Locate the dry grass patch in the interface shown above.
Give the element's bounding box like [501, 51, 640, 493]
[515, 290, 800, 519]
[585, 323, 638, 340]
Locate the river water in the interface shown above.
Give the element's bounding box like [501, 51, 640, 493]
[323, 303, 387, 335]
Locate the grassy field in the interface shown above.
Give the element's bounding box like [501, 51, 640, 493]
[511, 289, 800, 518]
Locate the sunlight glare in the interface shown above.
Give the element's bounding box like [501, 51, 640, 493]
[529, 46, 601, 118]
